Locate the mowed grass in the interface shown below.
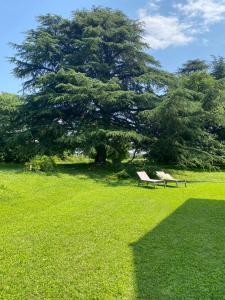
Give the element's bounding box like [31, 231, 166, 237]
[0, 163, 224, 299]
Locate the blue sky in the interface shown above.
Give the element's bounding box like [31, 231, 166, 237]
[1, 0, 225, 93]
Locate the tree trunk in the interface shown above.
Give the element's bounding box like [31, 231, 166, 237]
[94, 144, 107, 164]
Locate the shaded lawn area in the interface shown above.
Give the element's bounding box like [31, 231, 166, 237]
[0, 163, 224, 299]
[132, 199, 225, 299]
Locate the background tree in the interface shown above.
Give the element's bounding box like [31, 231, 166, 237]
[11, 7, 170, 163]
[178, 59, 209, 75]
[142, 71, 225, 167]
[210, 56, 225, 80]
[0, 93, 25, 161]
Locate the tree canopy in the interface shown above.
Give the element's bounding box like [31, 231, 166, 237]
[10, 7, 171, 164]
[178, 59, 209, 75]
[4, 7, 225, 168]
[210, 56, 225, 80]
[10, 8, 167, 91]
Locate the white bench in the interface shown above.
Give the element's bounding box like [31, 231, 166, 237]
[156, 171, 187, 187]
[137, 171, 165, 188]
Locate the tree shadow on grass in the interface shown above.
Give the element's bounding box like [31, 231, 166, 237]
[131, 199, 225, 299]
[57, 163, 138, 187]
[54, 163, 224, 187]
[0, 162, 24, 173]
[58, 163, 115, 178]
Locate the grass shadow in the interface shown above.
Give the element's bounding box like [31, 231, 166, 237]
[0, 162, 24, 173]
[55, 163, 204, 188]
[57, 162, 137, 186]
[131, 198, 225, 299]
[30, 161, 225, 186]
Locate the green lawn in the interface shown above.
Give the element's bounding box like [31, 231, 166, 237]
[0, 163, 224, 299]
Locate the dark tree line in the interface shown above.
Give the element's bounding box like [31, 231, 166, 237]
[1, 7, 225, 168]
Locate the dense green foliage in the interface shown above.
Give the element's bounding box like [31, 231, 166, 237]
[210, 56, 225, 80]
[22, 69, 154, 162]
[0, 93, 25, 161]
[25, 155, 56, 172]
[0, 162, 224, 299]
[10, 7, 171, 164]
[1, 7, 224, 168]
[145, 72, 225, 167]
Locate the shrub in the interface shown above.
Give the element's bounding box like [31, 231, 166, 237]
[25, 155, 56, 172]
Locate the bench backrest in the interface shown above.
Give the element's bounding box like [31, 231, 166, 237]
[156, 171, 174, 180]
[137, 171, 151, 181]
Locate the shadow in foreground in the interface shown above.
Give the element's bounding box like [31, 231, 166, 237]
[131, 199, 225, 299]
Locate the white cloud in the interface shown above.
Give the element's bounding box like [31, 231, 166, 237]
[138, 0, 225, 50]
[139, 10, 194, 49]
[175, 0, 225, 25]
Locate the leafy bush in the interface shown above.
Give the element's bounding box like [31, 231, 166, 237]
[25, 155, 56, 172]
